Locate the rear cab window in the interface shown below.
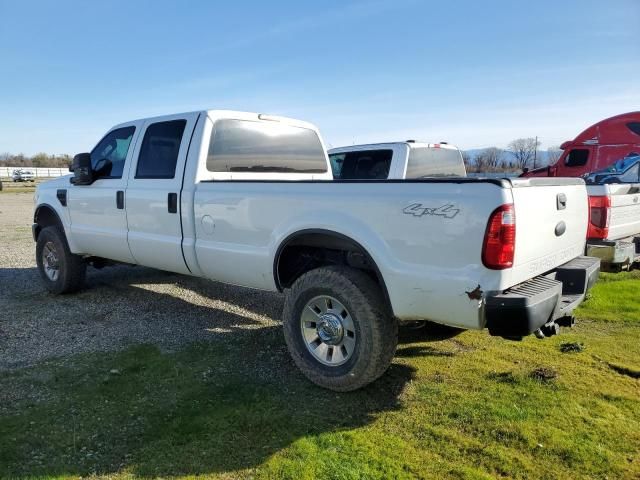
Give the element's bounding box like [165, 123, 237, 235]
[405, 146, 466, 178]
[330, 149, 392, 179]
[206, 119, 327, 176]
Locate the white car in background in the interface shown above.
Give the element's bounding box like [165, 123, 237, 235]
[12, 169, 35, 182]
[328, 141, 466, 179]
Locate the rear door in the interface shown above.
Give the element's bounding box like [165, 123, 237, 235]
[505, 178, 589, 286]
[125, 113, 199, 274]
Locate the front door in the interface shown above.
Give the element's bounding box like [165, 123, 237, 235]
[67, 123, 140, 263]
[125, 113, 199, 274]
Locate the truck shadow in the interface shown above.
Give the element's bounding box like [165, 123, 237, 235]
[0, 264, 428, 477]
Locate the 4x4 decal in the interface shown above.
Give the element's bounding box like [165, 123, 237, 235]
[403, 203, 460, 219]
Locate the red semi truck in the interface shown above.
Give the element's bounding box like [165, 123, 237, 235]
[522, 111, 640, 178]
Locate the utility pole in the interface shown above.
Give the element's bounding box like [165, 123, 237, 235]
[533, 136, 538, 169]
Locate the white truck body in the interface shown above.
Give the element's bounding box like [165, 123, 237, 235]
[328, 141, 466, 180]
[586, 183, 640, 267]
[33, 110, 600, 390]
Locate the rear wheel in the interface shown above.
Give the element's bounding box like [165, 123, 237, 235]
[36, 226, 86, 294]
[283, 266, 397, 391]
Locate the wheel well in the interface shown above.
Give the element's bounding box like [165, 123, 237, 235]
[33, 205, 63, 240]
[274, 230, 391, 306]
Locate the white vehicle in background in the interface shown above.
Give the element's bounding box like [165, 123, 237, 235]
[586, 182, 640, 270]
[33, 110, 598, 391]
[12, 169, 35, 182]
[328, 141, 466, 179]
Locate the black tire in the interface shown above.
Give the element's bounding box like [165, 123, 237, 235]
[283, 266, 397, 391]
[36, 226, 86, 294]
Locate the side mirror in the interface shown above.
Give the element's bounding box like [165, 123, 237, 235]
[522, 167, 529, 174]
[70, 153, 93, 185]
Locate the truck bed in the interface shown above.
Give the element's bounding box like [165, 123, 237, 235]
[187, 176, 589, 329]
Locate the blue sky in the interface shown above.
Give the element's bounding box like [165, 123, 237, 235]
[0, 0, 638, 155]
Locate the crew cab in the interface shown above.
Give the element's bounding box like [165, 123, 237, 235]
[33, 110, 599, 391]
[328, 141, 466, 179]
[522, 111, 640, 178]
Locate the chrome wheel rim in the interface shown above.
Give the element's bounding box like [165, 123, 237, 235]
[42, 241, 60, 282]
[300, 295, 356, 366]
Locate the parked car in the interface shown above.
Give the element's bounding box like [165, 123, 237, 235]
[33, 110, 599, 391]
[522, 111, 640, 178]
[328, 141, 466, 179]
[12, 169, 35, 182]
[584, 153, 640, 185]
[584, 154, 640, 269]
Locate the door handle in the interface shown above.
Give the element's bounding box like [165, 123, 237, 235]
[168, 192, 178, 213]
[556, 193, 567, 210]
[116, 190, 124, 209]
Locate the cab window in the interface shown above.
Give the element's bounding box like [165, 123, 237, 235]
[564, 149, 589, 167]
[206, 119, 327, 174]
[90, 126, 136, 179]
[135, 120, 187, 179]
[331, 149, 392, 179]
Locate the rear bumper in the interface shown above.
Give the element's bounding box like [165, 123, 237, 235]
[586, 237, 640, 267]
[485, 256, 600, 339]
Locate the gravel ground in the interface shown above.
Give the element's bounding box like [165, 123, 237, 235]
[0, 192, 283, 371]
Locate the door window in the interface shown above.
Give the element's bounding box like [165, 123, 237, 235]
[135, 120, 187, 179]
[564, 149, 589, 167]
[626, 122, 640, 136]
[90, 126, 136, 179]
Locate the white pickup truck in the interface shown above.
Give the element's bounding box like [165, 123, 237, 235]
[33, 110, 599, 391]
[586, 183, 640, 269]
[328, 141, 466, 179]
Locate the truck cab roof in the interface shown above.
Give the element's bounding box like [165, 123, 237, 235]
[112, 110, 319, 133]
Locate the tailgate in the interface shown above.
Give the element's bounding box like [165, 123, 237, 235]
[505, 178, 588, 287]
[606, 184, 640, 240]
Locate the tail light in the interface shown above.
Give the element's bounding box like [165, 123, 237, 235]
[587, 195, 610, 240]
[482, 204, 516, 269]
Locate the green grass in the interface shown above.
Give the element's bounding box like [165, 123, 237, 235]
[1, 273, 639, 479]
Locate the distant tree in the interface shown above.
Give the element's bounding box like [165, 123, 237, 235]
[0, 152, 72, 168]
[508, 137, 541, 170]
[547, 146, 563, 166]
[461, 151, 472, 169]
[473, 152, 486, 172]
[474, 147, 503, 172]
[32, 153, 50, 167]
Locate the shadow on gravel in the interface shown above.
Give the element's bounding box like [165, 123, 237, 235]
[0, 264, 428, 477]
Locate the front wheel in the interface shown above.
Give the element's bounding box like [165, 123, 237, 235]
[36, 226, 86, 294]
[283, 266, 397, 391]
